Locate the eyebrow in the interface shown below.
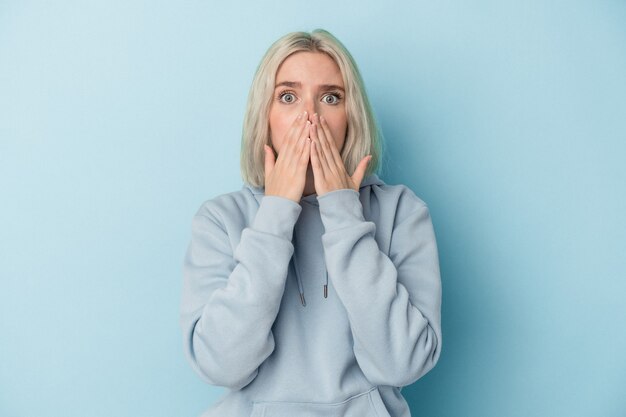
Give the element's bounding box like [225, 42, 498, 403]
[275, 81, 345, 91]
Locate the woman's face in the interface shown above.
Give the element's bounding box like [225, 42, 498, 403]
[269, 51, 347, 155]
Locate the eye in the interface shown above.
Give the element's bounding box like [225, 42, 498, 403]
[279, 92, 297, 104]
[322, 93, 342, 105]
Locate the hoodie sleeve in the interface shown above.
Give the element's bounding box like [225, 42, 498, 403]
[180, 195, 301, 390]
[317, 188, 442, 387]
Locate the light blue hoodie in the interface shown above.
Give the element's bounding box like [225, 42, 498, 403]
[180, 174, 442, 417]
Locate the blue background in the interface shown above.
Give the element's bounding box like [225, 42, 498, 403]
[1, 1, 625, 416]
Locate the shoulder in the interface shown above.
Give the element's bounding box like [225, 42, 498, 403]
[193, 187, 259, 229]
[370, 182, 427, 207]
[365, 178, 429, 224]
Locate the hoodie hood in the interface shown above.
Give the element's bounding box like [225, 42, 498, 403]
[244, 173, 386, 206]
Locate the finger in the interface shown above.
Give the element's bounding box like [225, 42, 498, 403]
[310, 140, 325, 181]
[315, 115, 340, 176]
[351, 155, 371, 189]
[287, 115, 309, 160]
[309, 118, 324, 175]
[299, 136, 311, 169]
[310, 114, 319, 142]
[320, 115, 344, 167]
[310, 116, 323, 156]
[312, 115, 330, 165]
[311, 122, 332, 174]
[300, 120, 312, 142]
[292, 121, 311, 165]
[293, 111, 309, 144]
[264, 144, 275, 177]
[280, 111, 308, 156]
[314, 114, 331, 160]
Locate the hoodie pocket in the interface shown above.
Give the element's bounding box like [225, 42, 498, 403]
[249, 387, 391, 417]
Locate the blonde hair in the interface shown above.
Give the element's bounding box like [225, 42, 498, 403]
[240, 29, 383, 187]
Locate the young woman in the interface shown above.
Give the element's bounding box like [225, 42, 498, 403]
[180, 29, 442, 417]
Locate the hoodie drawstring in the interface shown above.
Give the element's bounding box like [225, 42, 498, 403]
[292, 228, 306, 306]
[292, 249, 306, 307]
[293, 227, 327, 307]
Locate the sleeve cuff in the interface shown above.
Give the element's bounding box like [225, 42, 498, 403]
[252, 195, 302, 240]
[317, 188, 365, 231]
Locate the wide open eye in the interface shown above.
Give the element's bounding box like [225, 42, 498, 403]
[279, 92, 297, 104]
[322, 93, 341, 105]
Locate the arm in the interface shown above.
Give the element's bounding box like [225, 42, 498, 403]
[318, 189, 442, 387]
[180, 196, 301, 390]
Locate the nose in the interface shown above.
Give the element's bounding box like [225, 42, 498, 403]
[303, 97, 318, 122]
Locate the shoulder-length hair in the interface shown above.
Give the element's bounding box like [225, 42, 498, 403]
[240, 29, 382, 187]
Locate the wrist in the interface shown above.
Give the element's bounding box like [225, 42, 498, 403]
[317, 189, 364, 231]
[252, 195, 302, 239]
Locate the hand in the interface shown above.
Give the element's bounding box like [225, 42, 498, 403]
[264, 111, 312, 202]
[310, 113, 371, 196]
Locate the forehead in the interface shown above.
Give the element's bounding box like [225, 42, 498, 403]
[275, 51, 343, 85]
